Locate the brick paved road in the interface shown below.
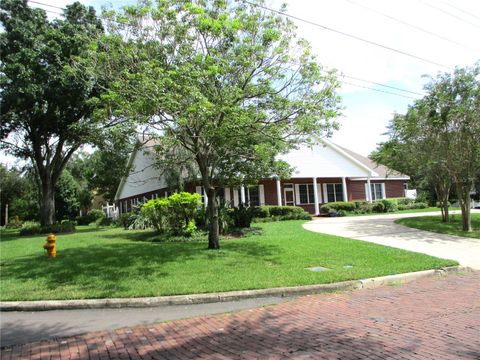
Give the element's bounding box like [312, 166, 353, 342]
[2, 272, 479, 360]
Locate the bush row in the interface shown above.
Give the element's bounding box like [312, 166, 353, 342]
[124, 195, 313, 237]
[19, 220, 76, 236]
[76, 209, 105, 225]
[320, 198, 429, 216]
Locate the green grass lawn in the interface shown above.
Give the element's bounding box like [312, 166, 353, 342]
[396, 213, 480, 239]
[343, 207, 457, 217]
[0, 221, 457, 301]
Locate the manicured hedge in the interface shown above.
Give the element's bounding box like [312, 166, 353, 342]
[321, 198, 427, 216]
[253, 206, 311, 222]
[320, 201, 356, 213]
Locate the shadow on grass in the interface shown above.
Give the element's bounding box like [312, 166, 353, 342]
[0, 226, 110, 243]
[1, 239, 279, 300]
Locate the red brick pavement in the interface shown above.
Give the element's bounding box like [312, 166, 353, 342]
[2, 272, 479, 360]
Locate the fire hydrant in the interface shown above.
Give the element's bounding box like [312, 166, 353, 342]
[43, 233, 57, 258]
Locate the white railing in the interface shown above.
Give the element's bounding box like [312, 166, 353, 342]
[102, 203, 119, 220]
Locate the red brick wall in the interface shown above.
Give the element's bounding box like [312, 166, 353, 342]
[348, 181, 366, 201]
[117, 178, 406, 214]
[346, 180, 406, 201]
[384, 180, 406, 198]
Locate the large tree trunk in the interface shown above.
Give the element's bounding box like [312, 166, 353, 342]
[459, 192, 472, 232]
[206, 187, 220, 249]
[434, 181, 451, 223]
[455, 180, 472, 232]
[460, 201, 472, 232]
[198, 160, 220, 249]
[40, 177, 56, 226]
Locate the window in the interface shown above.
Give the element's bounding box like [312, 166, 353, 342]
[248, 186, 260, 206]
[326, 184, 343, 203]
[298, 184, 315, 204]
[370, 183, 384, 201]
[235, 186, 260, 206]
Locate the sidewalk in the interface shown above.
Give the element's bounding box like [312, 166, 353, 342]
[2, 272, 479, 359]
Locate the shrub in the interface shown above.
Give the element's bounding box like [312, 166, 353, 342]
[76, 209, 105, 225]
[19, 221, 42, 236]
[88, 209, 105, 221]
[119, 212, 134, 229]
[253, 206, 271, 218]
[166, 192, 201, 236]
[379, 199, 398, 212]
[142, 198, 169, 232]
[320, 204, 333, 213]
[5, 216, 22, 229]
[411, 202, 428, 209]
[19, 220, 76, 235]
[96, 217, 113, 227]
[252, 206, 312, 222]
[128, 211, 152, 230]
[336, 210, 346, 217]
[371, 201, 385, 213]
[320, 202, 355, 213]
[196, 199, 232, 235]
[268, 206, 306, 217]
[396, 197, 414, 206]
[279, 212, 312, 221]
[229, 204, 256, 228]
[75, 215, 91, 225]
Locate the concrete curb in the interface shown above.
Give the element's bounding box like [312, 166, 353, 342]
[0, 266, 469, 312]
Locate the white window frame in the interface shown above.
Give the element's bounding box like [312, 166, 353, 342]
[294, 184, 318, 205]
[367, 183, 386, 201]
[323, 183, 343, 203]
[235, 185, 265, 206]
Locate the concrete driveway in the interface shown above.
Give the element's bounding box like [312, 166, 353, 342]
[303, 210, 480, 270]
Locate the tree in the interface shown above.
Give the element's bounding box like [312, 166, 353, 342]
[97, 0, 341, 249]
[55, 169, 81, 220]
[372, 109, 453, 223]
[0, 0, 109, 226]
[373, 64, 480, 230]
[0, 165, 40, 224]
[83, 140, 134, 202]
[429, 65, 480, 231]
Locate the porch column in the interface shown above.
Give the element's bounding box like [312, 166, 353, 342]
[276, 179, 282, 206]
[313, 177, 320, 216]
[342, 177, 348, 202]
[366, 177, 372, 203]
[240, 186, 246, 205]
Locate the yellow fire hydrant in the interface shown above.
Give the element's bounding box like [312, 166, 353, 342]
[43, 233, 57, 258]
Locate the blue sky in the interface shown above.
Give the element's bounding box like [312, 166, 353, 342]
[16, 0, 480, 158]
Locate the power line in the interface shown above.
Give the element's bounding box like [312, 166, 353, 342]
[27, 0, 425, 100]
[28, 0, 63, 10]
[339, 80, 418, 100]
[441, 1, 480, 22]
[344, 0, 479, 52]
[419, 0, 480, 30]
[340, 74, 424, 96]
[241, 0, 453, 70]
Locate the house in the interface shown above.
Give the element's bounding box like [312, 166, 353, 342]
[114, 138, 409, 215]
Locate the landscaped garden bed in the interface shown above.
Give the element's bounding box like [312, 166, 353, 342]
[0, 220, 457, 301]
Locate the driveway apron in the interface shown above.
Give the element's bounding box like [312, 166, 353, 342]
[303, 210, 480, 269]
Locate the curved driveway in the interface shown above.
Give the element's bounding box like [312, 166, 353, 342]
[303, 210, 480, 270]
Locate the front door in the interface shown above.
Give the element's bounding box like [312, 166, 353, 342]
[284, 184, 295, 206]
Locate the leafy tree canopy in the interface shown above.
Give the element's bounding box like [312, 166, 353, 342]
[96, 0, 342, 248]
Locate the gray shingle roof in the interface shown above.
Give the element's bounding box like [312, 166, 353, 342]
[337, 145, 409, 179]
